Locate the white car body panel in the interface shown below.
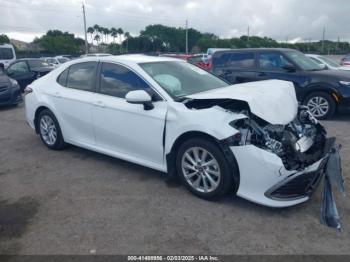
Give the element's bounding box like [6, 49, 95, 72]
[25, 55, 327, 208]
[187, 80, 298, 125]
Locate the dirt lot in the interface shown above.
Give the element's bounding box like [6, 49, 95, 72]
[0, 103, 349, 255]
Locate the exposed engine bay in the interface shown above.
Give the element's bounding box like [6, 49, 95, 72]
[185, 98, 326, 171]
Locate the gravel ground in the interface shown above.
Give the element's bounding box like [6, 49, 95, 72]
[0, 103, 349, 255]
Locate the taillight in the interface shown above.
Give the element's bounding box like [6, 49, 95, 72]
[24, 86, 33, 95]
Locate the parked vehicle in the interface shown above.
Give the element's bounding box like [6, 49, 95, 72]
[5, 59, 54, 92]
[24, 55, 339, 208]
[306, 54, 350, 71]
[340, 54, 350, 66]
[0, 66, 22, 106]
[211, 48, 350, 119]
[42, 56, 70, 67]
[0, 44, 16, 69]
[160, 53, 210, 70]
[80, 53, 112, 57]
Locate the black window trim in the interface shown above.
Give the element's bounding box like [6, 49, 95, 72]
[7, 60, 30, 74]
[96, 61, 166, 101]
[56, 61, 99, 93]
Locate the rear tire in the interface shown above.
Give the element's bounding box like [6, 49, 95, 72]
[304, 92, 336, 120]
[37, 109, 66, 150]
[176, 138, 235, 200]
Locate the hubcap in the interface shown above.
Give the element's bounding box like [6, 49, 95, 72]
[40, 115, 57, 145]
[307, 96, 329, 118]
[181, 147, 221, 193]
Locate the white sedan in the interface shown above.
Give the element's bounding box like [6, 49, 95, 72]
[24, 55, 336, 207]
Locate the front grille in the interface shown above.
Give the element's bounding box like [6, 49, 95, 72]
[0, 85, 8, 92]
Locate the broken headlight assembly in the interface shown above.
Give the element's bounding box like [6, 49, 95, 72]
[229, 106, 327, 170]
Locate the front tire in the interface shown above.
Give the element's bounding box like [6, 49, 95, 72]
[176, 138, 235, 200]
[304, 92, 336, 119]
[37, 109, 66, 150]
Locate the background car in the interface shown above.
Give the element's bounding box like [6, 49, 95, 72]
[0, 44, 16, 69]
[0, 66, 22, 106]
[211, 48, 350, 119]
[160, 53, 211, 70]
[42, 56, 70, 67]
[306, 54, 350, 71]
[6, 58, 54, 92]
[340, 54, 350, 66]
[80, 53, 112, 57]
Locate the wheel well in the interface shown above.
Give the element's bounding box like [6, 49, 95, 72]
[34, 106, 49, 133]
[166, 131, 240, 190]
[302, 88, 339, 106]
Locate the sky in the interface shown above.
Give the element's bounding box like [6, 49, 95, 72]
[1, 0, 349, 43]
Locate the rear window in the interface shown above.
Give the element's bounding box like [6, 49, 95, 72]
[213, 52, 255, 68]
[0, 48, 14, 60]
[66, 62, 97, 91]
[28, 59, 50, 68]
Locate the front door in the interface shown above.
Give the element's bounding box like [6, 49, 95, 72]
[92, 62, 167, 168]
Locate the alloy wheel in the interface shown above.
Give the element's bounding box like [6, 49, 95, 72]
[40, 115, 57, 145]
[181, 146, 221, 193]
[307, 96, 329, 118]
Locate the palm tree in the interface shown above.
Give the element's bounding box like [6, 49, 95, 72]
[124, 32, 130, 53]
[117, 28, 124, 52]
[110, 27, 117, 43]
[87, 27, 94, 44]
[103, 28, 110, 43]
[94, 34, 101, 45]
[93, 24, 101, 44]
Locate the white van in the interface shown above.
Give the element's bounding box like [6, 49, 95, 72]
[0, 44, 16, 68]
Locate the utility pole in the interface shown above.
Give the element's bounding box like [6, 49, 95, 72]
[82, 2, 88, 54]
[322, 27, 325, 54]
[185, 19, 188, 54]
[247, 25, 250, 42]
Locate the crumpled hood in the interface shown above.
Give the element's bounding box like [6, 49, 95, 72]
[187, 79, 298, 125]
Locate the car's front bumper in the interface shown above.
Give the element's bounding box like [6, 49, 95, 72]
[0, 84, 22, 106]
[230, 139, 335, 208]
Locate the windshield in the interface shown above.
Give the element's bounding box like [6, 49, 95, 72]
[319, 56, 341, 68]
[139, 61, 229, 99]
[57, 58, 69, 63]
[286, 51, 323, 71]
[28, 59, 50, 68]
[0, 48, 14, 60]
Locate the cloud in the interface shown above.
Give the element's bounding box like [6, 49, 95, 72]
[0, 0, 349, 42]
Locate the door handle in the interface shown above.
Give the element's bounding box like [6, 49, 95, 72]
[258, 72, 266, 76]
[93, 101, 106, 108]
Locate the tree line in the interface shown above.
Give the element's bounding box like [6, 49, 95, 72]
[2, 24, 350, 56]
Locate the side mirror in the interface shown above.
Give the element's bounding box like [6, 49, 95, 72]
[282, 64, 296, 72]
[320, 64, 328, 70]
[125, 90, 154, 110]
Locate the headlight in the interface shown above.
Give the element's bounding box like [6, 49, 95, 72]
[339, 80, 350, 86]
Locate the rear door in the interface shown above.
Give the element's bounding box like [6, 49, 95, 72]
[51, 62, 98, 145]
[212, 51, 257, 84]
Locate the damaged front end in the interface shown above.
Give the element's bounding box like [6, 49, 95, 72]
[229, 106, 326, 172]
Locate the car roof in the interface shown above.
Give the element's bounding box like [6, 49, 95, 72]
[213, 48, 298, 55]
[73, 54, 182, 64]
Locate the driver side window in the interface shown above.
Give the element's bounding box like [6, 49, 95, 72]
[259, 52, 292, 70]
[99, 62, 159, 100]
[8, 61, 29, 75]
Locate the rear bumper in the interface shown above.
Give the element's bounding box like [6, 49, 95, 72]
[0, 85, 22, 106]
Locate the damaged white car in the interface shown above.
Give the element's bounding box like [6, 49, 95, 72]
[24, 55, 341, 209]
